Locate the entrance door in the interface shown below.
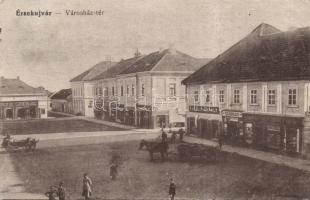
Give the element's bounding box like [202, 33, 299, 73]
[29, 106, 37, 118]
[17, 108, 26, 119]
[157, 115, 166, 128]
[5, 108, 13, 119]
[228, 121, 239, 143]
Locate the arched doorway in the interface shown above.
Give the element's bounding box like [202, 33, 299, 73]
[5, 108, 13, 119]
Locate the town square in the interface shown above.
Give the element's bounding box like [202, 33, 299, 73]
[2, 0, 310, 199]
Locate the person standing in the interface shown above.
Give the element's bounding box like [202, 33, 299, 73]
[178, 128, 185, 142]
[45, 186, 57, 200]
[169, 178, 176, 200]
[110, 163, 118, 180]
[57, 182, 66, 200]
[82, 173, 92, 200]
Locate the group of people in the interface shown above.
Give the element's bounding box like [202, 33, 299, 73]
[45, 173, 93, 200]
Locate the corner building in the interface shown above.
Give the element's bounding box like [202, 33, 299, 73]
[183, 23, 310, 157]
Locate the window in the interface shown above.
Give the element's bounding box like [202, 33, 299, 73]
[169, 83, 176, 96]
[250, 90, 257, 104]
[132, 84, 135, 96]
[40, 108, 45, 114]
[194, 91, 199, 102]
[104, 87, 108, 96]
[88, 100, 93, 108]
[99, 87, 103, 96]
[288, 88, 297, 106]
[219, 90, 224, 103]
[205, 90, 210, 103]
[112, 87, 115, 96]
[127, 85, 129, 96]
[233, 89, 240, 104]
[268, 90, 276, 105]
[121, 85, 124, 96]
[141, 84, 145, 96]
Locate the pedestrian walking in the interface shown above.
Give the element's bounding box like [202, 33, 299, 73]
[82, 173, 92, 200]
[45, 186, 57, 200]
[57, 182, 66, 200]
[169, 178, 176, 200]
[110, 163, 118, 180]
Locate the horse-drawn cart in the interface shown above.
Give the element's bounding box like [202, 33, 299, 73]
[2, 137, 39, 151]
[177, 142, 219, 162]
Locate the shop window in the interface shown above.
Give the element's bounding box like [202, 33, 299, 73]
[288, 88, 297, 106]
[250, 90, 257, 104]
[266, 124, 281, 149]
[194, 91, 199, 102]
[233, 89, 240, 104]
[219, 90, 224, 103]
[169, 83, 176, 96]
[141, 84, 145, 96]
[268, 90, 276, 105]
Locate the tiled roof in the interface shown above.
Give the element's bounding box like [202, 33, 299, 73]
[120, 49, 208, 74]
[51, 89, 72, 99]
[182, 23, 310, 85]
[0, 77, 46, 95]
[70, 61, 117, 82]
[93, 56, 143, 80]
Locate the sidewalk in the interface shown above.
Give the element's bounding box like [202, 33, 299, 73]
[183, 136, 310, 172]
[81, 116, 160, 133]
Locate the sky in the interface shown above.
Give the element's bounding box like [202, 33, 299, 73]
[1, 0, 310, 92]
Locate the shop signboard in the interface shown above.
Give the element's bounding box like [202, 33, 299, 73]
[221, 110, 243, 118]
[188, 105, 219, 114]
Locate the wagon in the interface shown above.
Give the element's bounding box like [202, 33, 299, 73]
[177, 142, 219, 162]
[2, 137, 39, 151]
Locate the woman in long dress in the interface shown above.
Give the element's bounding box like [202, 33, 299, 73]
[82, 173, 92, 200]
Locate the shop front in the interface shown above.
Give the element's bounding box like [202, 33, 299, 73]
[186, 105, 221, 139]
[0, 101, 38, 120]
[243, 113, 303, 154]
[221, 110, 244, 145]
[137, 104, 152, 129]
[116, 104, 125, 123]
[124, 107, 135, 125]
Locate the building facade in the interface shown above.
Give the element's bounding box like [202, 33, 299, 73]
[93, 49, 209, 129]
[70, 61, 116, 116]
[183, 23, 310, 157]
[0, 76, 49, 120]
[50, 89, 73, 113]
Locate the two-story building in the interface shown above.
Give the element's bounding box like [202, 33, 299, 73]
[182, 23, 310, 157]
[70, 61, 116, 116]
[116, 48, 209, 129]
[0, 76, 49, 120]
[92, 56, 143, 122]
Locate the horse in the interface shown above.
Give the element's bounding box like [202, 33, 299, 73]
[147, 141, 169, 162]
